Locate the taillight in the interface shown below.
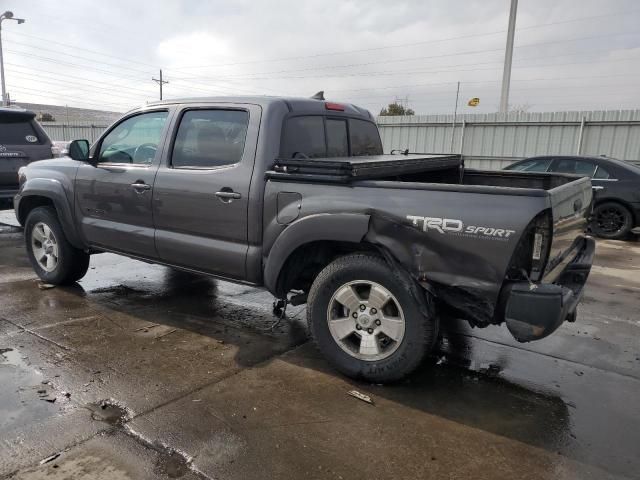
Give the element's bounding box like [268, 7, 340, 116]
[530, 211, 552, 281]
[505, 210, 552, 282]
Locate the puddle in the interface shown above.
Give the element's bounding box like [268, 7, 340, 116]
[86, 399, 132, 426]
[1, 347, 30, 368]
[154, 450, 191, 478]
[0, 347, 56, 432]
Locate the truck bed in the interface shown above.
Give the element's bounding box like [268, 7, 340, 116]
[269, 154, 462, 182]
[268, 154, 579, 192]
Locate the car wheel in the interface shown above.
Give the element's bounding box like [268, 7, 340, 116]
[590, 202, 633, 240]
[25, 206, 90, 284]
[307, 253, 438, 383]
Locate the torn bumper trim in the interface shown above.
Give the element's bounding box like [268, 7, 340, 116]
[503, 236, 595, 342]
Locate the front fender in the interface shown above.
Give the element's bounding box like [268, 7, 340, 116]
[263, 213, 371, 294]
[16, 178, 83, 249]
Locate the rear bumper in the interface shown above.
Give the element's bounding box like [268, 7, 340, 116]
[503, 236, 596, 342]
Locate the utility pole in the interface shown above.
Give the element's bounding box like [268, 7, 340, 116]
[450, 81, 460, 152]
[0, 11, 26, 106]
[152, 69, 168, 101]
[499, 0, 518, 114]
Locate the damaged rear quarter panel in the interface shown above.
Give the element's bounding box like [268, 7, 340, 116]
[264, 180, 549, 325]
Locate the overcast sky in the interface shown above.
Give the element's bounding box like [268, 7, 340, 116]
[2, 0, 640, 115]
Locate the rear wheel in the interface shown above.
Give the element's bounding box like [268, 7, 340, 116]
[307, 253, 438, 383]
[25, 206, 90, 284]
[590, 202, 633, 240]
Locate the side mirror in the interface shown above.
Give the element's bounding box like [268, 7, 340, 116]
[68, 139, 90, 161]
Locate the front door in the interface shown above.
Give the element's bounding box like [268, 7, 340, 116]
[75, 109, 171, 258]
[152, 105, 260, 280]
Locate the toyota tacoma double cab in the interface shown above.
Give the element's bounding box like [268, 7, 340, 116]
[15, 96, 595, 382]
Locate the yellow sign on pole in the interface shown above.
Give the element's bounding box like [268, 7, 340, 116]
[468, 97, 480, 107]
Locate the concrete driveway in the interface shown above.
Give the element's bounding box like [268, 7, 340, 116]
[1, 209, 639, 480]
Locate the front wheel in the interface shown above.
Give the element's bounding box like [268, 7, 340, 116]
[25, 206, 90, 285]
[590, 202, 634, 240]
[307, 253, 438, 383]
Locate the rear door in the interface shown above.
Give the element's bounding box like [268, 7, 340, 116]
[152, 104, 261, 280]
[0, 111, 51, 191]
[75, 109, 171, 258]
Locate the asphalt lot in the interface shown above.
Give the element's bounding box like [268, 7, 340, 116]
[0, 209, 639, 480]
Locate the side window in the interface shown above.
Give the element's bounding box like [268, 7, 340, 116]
[280, 116, 326, 158]
[552, 159, 596, 176]
[98, 111, 168, 165]
[593, 166, 612, 179]
[349, 119, 383, 156]
[326, 119, 348, 157]
[507, 159, 533, 171]
[574, 160, 597, 176]
[172, 110, 249, 168]
[509, 159, 552, 172]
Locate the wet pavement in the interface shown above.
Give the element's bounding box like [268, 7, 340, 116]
[0, 208, 639, 480]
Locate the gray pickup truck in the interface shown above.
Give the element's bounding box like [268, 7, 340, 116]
[15, 96, 595, 382]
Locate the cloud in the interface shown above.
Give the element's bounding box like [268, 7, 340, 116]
[3, 0, 640, 114]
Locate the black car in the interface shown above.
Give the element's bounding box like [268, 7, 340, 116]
[0, 107, 54, 209]
[505, 155, 640, 239]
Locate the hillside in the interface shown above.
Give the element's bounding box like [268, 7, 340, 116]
[12, 102, 123, 124]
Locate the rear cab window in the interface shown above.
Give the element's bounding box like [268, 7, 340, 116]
[349, 119, 383, 156]
[280, 115, 382, 158]
[280, 116, 326, 158]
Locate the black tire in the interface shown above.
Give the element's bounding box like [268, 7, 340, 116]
[590, 201, 634, 240]
[25, 206, 90, 284]
[307, 253, 439, 383]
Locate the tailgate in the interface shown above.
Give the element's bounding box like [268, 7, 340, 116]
[544, 176, 592, 278]
[0, 145, 51, 187]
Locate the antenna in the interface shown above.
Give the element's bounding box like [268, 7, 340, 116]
[311, 91, 325, 100]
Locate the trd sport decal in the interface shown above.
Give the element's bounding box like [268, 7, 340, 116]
[407, 215, 516, 240]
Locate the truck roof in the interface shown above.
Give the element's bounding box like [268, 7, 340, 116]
[145, 96, 374, 119]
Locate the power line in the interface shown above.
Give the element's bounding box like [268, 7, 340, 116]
[7, 71, 151, 103]
[4, 30, 160, 69]
[4, 38, 156, 75]
[175, 30, 640, 81]
[171, 8, 640, 70]
[3, 49, 155, 83]
[331, 73, 640, 98]
[223, 53, 640, 83]
[5, 62, 160, 96]
[9, 86, 128, 110]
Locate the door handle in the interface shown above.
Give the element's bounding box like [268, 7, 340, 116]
[592, 186, 605, 191]
[215, 190, 241, 201]
[131, 182, 151, 193]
